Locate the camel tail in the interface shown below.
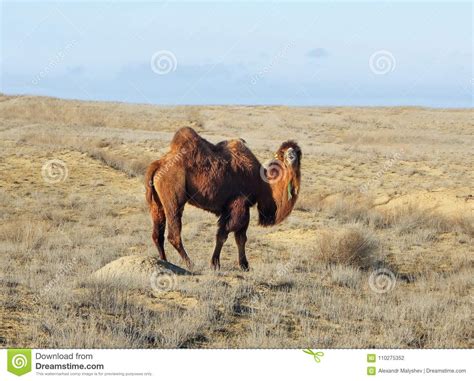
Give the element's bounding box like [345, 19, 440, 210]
[145, 160, 161, 206]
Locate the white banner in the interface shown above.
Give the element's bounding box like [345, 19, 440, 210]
[0, 349, 471, 380]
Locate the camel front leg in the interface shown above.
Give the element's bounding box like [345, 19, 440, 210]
[234, 229, 249, 271]
[211, 226, 228, 270]
[233, 203, 250, 271]
[212, 199, 250, 271]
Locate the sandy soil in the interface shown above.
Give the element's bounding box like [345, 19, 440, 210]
[0, 94, 472, 348]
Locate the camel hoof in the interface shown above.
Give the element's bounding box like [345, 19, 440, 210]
[211, 258, 220, 271]
[239, 262, 249, 272]
[184, 260, 194, 271]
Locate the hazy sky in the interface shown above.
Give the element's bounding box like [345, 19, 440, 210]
[1, 1, 472, 107]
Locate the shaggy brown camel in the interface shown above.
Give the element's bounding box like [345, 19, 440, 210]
[145, 127, 301, 270]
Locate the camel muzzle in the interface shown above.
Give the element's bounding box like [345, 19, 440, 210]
[285, 148, 297, 165]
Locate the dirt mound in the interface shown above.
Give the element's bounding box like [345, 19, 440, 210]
[92, 255, 192, 289]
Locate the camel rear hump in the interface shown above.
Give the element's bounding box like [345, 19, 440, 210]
[170, 127, 201, 153]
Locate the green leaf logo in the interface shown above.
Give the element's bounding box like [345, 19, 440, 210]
[7, 349, 32, 376]
[303, 348, 324, 363]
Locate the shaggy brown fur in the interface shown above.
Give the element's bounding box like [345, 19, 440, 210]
[145, 127, 302, 270]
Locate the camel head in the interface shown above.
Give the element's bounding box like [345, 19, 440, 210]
[258, 140, 302, 226]
[274, 140, 302, 172]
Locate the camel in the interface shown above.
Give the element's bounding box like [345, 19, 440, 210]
[145, 127, 301, 271]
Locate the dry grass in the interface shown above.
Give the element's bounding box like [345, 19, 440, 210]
[0, 94, 472, 349]
[316, 224, 380, 268]
[83, 145, 150, 178]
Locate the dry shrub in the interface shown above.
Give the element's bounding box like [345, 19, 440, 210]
[77, 144, 151, 178]
[0, 220, 50, 253]
[325, 194, 386, 228]
[382, 204, 473, 237]
[294, 192, 325, 212]
[316, 224, 379, 268]
[75, 137, 152, 178]
[127, 158, 150, 177]
[454, 215, 474, 237]
[385, 204, 449, 235]
[16, 131, 151, 178]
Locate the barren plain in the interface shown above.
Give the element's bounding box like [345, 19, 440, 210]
[0, 94, 472, 348]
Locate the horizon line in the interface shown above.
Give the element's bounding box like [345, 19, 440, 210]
[1, 92, 472, 110]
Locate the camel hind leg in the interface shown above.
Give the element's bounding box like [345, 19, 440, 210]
[164, 205, 193, 269]
[146, 160, 167, 261]
[150, 200, 167, 261]
[150, 153, 192, 269]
